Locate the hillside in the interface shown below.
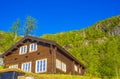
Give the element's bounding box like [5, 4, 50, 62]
[0, 31, 21, 53]
[41, 15, 120, 78]
[0, 15, 120, 78]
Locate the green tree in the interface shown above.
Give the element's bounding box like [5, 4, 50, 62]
[0, 33, 3, 50]
[24, 16, 37, 36]
[10, 19, 20, 41]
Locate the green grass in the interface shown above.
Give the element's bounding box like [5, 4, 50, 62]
[0, 66, 4, 70]
[25, 73, 100, 79]
[0, 68, 100, 79]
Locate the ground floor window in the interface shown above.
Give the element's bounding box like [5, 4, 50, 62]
[74, 65, 78, 72]
[35, 59, 47, 73]
[56, 59, 67, 72]
[9, 64, 18, 68]
[56, 59, 61, 69]
[61, 62, 66, 72]
[21, 62, 31, 72]
[79, 67, 81, 73]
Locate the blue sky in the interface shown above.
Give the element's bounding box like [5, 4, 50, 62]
[0, 0, 120, 36]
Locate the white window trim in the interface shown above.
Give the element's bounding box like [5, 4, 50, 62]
[29, 43, 37, 52]
[9, 64, 18, 69]
[61, 62, 66, 72]
[19, 45, 27, 55]
[56, 59, 61, 69]
[35, 59, 47, 73]
[21, 62, 32, 72]
[74, 65, 78, 72]
[56, 59, 67, 72]
[79, 67, 81, 73]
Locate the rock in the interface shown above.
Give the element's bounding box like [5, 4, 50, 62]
[108, 26, 120, 36]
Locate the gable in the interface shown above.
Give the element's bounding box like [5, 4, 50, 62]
[2, 36, 56, 57]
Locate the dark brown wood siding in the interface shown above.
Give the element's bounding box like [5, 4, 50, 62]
[3, 36, 85, 75]
[56, 49, 84, 75]
[4, 40, 53, 74]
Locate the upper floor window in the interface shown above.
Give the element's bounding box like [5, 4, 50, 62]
[9, 64, 18, 68]
[35, 59, 47, 73]
[19, 45, 27, 55]
[29, 43, 37, 52]
[74, 65, 78, 72]
[21, 62, 31, 72]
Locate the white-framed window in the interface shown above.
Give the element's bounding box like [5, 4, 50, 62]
[19, 45, 27, 54]
[56, 59, 61, 69]
[29, 43, 37, 52]
[61, 62, 66, 72]
[35, 59, 47, 73]
[9, 64, 18, 68]
[74, 65, 78, 72]
[56, 59, 67, 72]
[79, 68, 81, 73]
[21, 62, 31, 72]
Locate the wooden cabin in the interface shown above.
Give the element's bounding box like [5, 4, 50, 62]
[2, 36, 85, 75]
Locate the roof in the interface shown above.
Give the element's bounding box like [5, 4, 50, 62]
[2, 35, 85, 68]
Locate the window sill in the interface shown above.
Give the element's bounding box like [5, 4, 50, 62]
[29, 50, 37, 53]
[19, 52, 27, 55]
[35, 71, 47, 73]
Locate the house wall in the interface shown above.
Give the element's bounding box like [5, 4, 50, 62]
[56, 49, 83, 75]
[4, 38, 85, 75]
[4, 40, 53, 74]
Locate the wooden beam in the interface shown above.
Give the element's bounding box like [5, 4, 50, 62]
[72, 61, 75, 75]
[53, 46, 57, 74]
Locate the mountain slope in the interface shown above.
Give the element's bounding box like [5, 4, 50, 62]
[0, 31, 21, 53]
[41, 15, 120, 77]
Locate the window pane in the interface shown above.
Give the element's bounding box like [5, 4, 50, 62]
[21, 47, 23, 54]
[56, 59, 61, 69]
[62, 62, 66, 72]
[74, 65, 78, 72]
[43, 60, 45, 71]
[31, 44, 33, 51]
[37, 61, 39, 72]
[40, 60, 42, 72]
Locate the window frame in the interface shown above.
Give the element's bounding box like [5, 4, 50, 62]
[29, 43, 37, 52]
[56, 59, 61, 69]
[79, 67, 81, 73]
[9, 64, 18, 69]
[74, 65, 78, 72]
[61, 62, 66, 72]
[19, 45, 27, 55]
[56, 59, 67, 72]
[21, 62, 32, 72]
[35, 58, 47, 73]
